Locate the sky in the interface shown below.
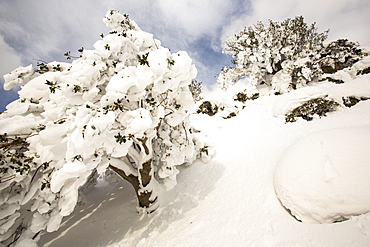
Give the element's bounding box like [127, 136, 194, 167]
[1, 0, 370, 111]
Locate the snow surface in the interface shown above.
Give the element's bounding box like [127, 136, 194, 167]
[38, 87, 370, 246]
[274, 126, 370, 224]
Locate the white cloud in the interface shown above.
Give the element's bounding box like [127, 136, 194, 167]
[0, 1, 114, 62]
[0, 35, 21, 78]
[0, 34, 21, 106]
[0, 0, 235, 65]
[221, 0, 370, 47]
[157, 0, 234, 39]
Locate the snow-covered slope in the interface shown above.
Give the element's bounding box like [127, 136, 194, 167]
[39, 82, 370, 246]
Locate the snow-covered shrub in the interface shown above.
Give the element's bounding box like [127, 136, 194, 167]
[195, 98, 245, 119]
[342, 96, 369, 108]
[285, 97, 339, 122]
[196, 101, 218, 116]
[218, 16, 328, 95]
[319, 39, 366, 74]
[324, 77, 345, 84]
[0, 10, 213, 246]
[342, 96, 361, 108]
[188, 79, 204, 102]
[234, 92, 259, 102]
[357, 66, 370, 76]
[195, 80, 251, 119]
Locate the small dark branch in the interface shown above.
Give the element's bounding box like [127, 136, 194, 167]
[32, 59, 48, 64]
[32, 230, 41, 240]
[64, 51, 80, 60]
[0, 174, 16, 183]
[29, 165, 43, 185]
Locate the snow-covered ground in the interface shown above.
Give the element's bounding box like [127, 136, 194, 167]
[38, 86, 370, 246]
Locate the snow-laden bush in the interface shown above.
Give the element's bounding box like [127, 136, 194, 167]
[195, 91, 256, 119]
[319, 39, 366, 74]
[234, 92, 259, 102]
[194, 80, 251, 119]
[342, 96, 370, 108]
[0, 10, 213, 246]
[285, 97, 339, 123]
[196, 98, 244, 119]
[218, 16, 328, 95]
[196, 101, 219, 116]
[188, 80, 204, 102]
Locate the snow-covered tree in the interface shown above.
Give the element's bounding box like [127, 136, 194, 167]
[0, 10, 213, 246]
[218, 16, 329, 95]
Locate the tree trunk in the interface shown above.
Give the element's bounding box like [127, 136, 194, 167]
[109, 161, 158, 213]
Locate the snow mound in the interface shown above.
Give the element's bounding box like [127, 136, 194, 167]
[274, 127, 370, 224]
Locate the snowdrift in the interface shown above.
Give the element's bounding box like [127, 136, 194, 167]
[274, 125, 370, 224]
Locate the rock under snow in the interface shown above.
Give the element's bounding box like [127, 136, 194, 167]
[274, 127, 370, 224]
